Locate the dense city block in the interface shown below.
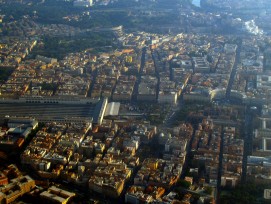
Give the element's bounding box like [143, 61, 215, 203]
[1, 0, 271, 204]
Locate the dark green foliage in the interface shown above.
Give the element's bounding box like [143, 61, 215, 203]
[221, 183, 271, 204]
[31, 33, 115, 59]
[176, 179, 191, 189]
[0, 0, 181, 31]
[0, 67, 14, 82]
[204, 186, 213, 195]
[173, 102, 211, 124]
[38, 82, 57, 91]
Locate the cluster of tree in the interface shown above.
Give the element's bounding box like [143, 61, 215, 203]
[31, 33, 115, 59]
[221, 183, 271, 204]
[1, 1, 75, 22]
[173, 101, 212, 125]
[38, 82, 57, 92]
[176, 179, 191, 189]
[1, 0, 191, 31]
[188, 50, 208, 57]
[138, 103, 171, 125]
[0, 67, 14, 82]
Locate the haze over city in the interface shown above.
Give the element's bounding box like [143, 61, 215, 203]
[0, 0, 271, 203]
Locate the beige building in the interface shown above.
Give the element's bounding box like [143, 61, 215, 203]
[40, 186, 76, 204]
[0, 175, 35, 204]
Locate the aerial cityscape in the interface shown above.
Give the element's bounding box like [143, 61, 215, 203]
[0, 0, 271, 203]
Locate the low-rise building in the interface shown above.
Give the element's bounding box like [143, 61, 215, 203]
[40, 186, 75, 204]
[193, 57, 210, 73]
[0, 165, 35, 204]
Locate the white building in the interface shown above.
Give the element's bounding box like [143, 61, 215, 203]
[74, 0, 93, 7]
[264, 189, 271, 200]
